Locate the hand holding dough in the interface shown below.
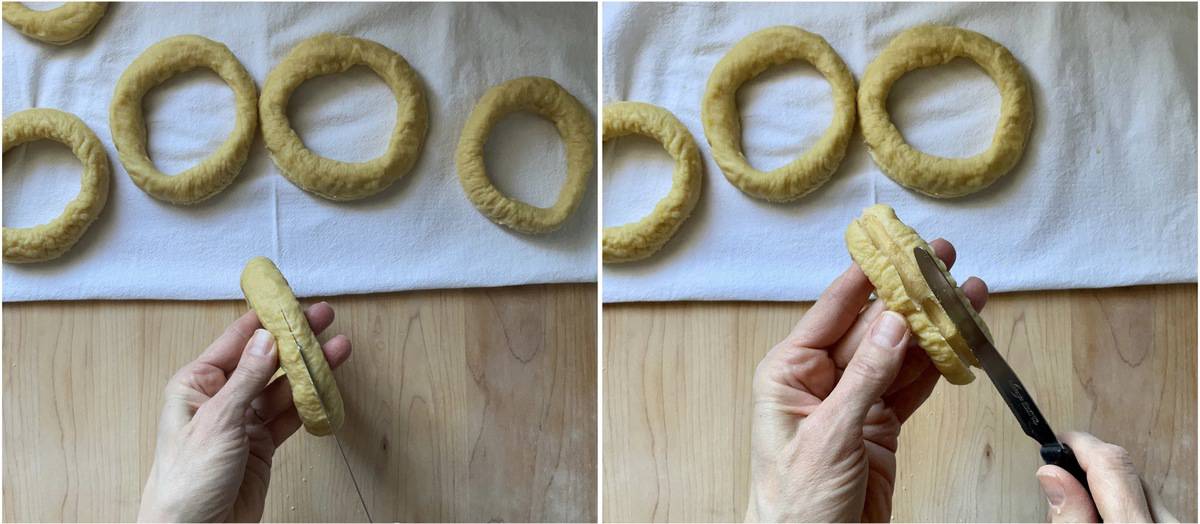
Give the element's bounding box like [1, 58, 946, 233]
[844, 204, 992, 385]
[240, 257, 345, 436]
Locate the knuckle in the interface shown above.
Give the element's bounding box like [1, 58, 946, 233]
[850, 354, 889, 384]
[1096, 444, 1136, 472]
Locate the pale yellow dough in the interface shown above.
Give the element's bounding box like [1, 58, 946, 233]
[260, 34, 428, 201]
[456, 77, 595, 234]
[859, 25, 1034, 198]
[110, 35, 258, 205]
[2, 2, 106, 45]
[701, 26, 856, 202]
[3, 108, 110, 263]
[844, 204, 993, 385]
[240, 257, 344, 436]
[603, 102, 702, 263]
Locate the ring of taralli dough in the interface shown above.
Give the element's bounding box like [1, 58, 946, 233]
[844, 204, 993, 385]
[2, 2, 107, 45]
[261, 33, 429, 201]
[456, 77, 595, 234]
[240, 257, 345, 436]
[110, 35, 258, 205]
[859, 25, 1034, 198]
[701, 26, 856, 203]
[3, 108, 110, 263]
[603, 102, 702, 263]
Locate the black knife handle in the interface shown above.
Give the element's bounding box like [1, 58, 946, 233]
[1040, 442, 1088, 487]
[1041, 442, 1101, 520]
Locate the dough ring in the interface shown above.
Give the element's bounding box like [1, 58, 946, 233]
[603, 102, 702, 263]
[241, 257, 344, 436]
[859, 25, 1034, 198]
[2, 2, 106, 45]
[3, 108, 110, 263]
[845, 204, 993, 385]
[701, 26, 856, 202]
[110, 35, 258, 205]
[261, 33, 428, 201]
[456, 76, 595, 234]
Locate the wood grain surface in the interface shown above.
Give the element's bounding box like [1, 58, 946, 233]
[602, 284, 1197, 522]
[3, 283, 596, 523]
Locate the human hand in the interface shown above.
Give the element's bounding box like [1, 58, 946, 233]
[746, 239, 988, 523]
[1037, 431, 1177, 523]
[138, 302, 352, 522]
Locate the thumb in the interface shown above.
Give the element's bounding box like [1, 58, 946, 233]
[210, 329, 279, 417]
[1038, 465, 1100, 523]
[819, 311, 909, 424]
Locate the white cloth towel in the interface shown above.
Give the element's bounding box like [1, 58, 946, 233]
[602, 2, 1197, 302]
[3, 2, 597, 301]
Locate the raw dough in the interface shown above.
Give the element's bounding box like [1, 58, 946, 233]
[701, 26, 856, 202]
[603, 102, 702, 263]
[260, 33, 428, 201]
[456, 76, 594, 234]
[240, 257, 344, 436]
[3, 108, 110, 263]
[110, 35, 258, 205]
[859, 25, 1034, 198]
[845, 204, 992, 385]
[2, 2, 106, 45]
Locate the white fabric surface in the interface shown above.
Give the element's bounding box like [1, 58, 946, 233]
[3, 2, 597, 301]
[602, 2, 1197, 302]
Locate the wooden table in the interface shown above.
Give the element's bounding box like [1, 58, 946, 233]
[603, 284, 1197, 522]
[3, 283, 596, 523]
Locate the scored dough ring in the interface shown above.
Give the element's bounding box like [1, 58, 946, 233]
[261, 33, 428, 201]
[110, 35, 258, 205]
[240, 257, 344, 436]
[603, 102, 702, 263]
[2, 2, 107, 45]
[844, 204, 992, 385]
[3, 108, 110, 263]
[702, 26, 856, 202]
[859, 25, 1034, 198]
[456, 76, 595, 234]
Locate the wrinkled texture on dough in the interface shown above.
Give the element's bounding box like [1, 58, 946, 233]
[859, 25, 1034, 198]
[603, 101, 702, 263]
[240, 257, 344, 436]
[2, 2, 106, 45]
[110, 35, 258, 205]
[3, 108, 110, 263]
[260, 33, 428, 201]
[845, 204, 993, 385]
[701, 26, 856, 202]
[456, 76, 594, 234]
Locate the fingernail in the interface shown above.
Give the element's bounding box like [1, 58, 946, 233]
[871, 311, 907, 348]
[1037, 471, 1065, 512]
[249, 329, 275, 357]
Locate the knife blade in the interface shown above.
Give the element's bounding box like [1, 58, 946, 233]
[912, 247, 1091, 492]
[913, 247, 1058, 445]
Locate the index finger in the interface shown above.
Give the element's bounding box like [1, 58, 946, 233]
[785, 264, 874, 348]
[1060, 431, 1154, 523]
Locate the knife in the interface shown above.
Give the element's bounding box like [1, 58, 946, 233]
[912, 247, 1092, 493]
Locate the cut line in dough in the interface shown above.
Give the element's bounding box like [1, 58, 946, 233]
[456, 76, 594, 234]
[110, 35, 258, 205]
[859, 25, 1034, 198]
[603, 102, 702, 263]
[2, 2, 106, 45]
[260, 33, 428, 201]
[845, 204, 992, 385]
[701, 26, 856, 202]
[240, 257, 344, 437]
[3, 108, 110, 263]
